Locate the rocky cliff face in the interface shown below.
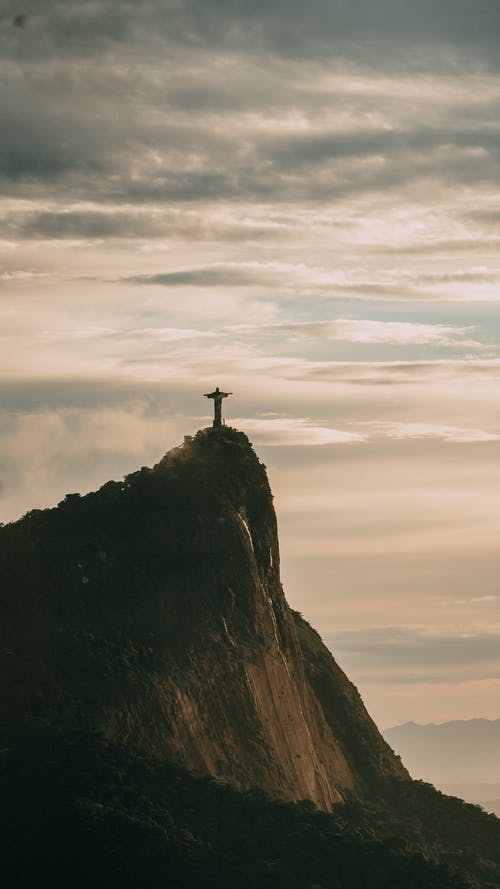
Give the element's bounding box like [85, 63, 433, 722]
[0, 427, 406, 809]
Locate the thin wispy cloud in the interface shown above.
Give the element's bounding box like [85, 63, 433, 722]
[366, 422, 500, 443]
[118, 261, 500, 302]
[442, 596, 498, 607]
[230, 416, 364, 447]
[239, 319, 480, 347]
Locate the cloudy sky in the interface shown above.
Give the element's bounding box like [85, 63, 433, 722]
[1, 0, 499, 729]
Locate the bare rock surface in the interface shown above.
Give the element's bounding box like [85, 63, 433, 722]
[1, 427, 406, 809]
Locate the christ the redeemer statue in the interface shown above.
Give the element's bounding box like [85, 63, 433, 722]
[204, 386, 232, 428]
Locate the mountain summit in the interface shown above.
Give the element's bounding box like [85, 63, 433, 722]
[0, 427, 406, 809]
[3, 427, 500, 887]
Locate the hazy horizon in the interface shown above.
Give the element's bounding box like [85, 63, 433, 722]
[383, 717, 500, 814]
[1, 1, 499, 729]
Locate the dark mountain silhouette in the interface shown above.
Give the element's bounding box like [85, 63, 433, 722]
[2, 427, 500, 887]
[0, 427, 406, 808]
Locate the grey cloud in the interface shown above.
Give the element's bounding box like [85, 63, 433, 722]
[362, 238, 500, 257]
[11, 137, 495, 208]
[107, 138, 500, 206]
[4, 208, 285, 243]
[413, 269, 500, 285]
[8, 210, 167, 240]
[462, 207, 500, 227]
[297, 359, 500, 385]
[0, 75, 498, 220]
[127, 266, 271, 287]
[0, 91, 112, 188]
[0, 1, 133, 60]
[327, 625, 500, 684]
[120, 268, 397, 295]
[1, 2, 500, 210]
[120, 264, 500, 298]
[263, 124, 500, 174]
[4, 1, 500, 69]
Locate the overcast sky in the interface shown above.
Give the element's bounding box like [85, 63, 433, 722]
[1, 0, 499, 729]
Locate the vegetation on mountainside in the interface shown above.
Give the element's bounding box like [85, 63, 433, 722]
[3, 729, 494, 889]
[0, 429, 271, 739]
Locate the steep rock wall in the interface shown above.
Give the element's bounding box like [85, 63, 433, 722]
[0, 427, 406, 809]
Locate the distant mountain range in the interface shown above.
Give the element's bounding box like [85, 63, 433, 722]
[384, 719, 500, 816]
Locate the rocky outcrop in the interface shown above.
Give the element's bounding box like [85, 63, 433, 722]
[0, 427, 406, 809]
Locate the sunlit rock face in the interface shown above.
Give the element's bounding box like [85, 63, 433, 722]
[0, 427, 406, 809]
